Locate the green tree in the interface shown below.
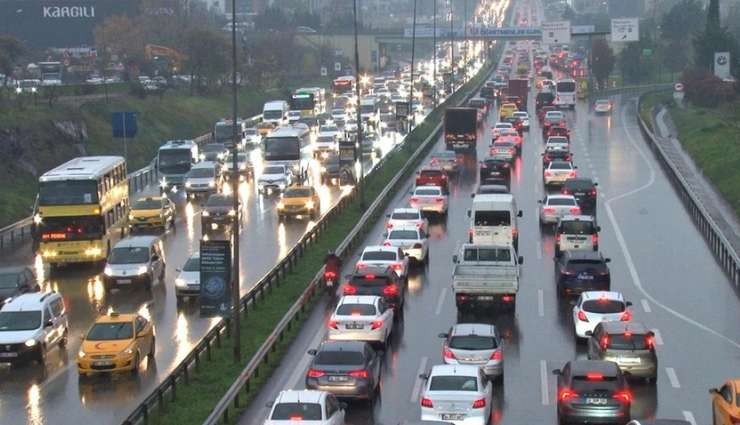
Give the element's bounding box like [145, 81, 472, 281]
[0, 36, 26, 89]
[660, 0, 704, 44]
[693, 27, 740, 73]
[590, 38, 615, 89]
[182, 28, 229, 93]
[94, 15, 146, 75]
[706, 0, 719, 32]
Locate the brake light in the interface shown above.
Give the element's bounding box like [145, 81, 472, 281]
[592, 234, 599, 245]
[443, 346, 456, 360]
[561, 188, 571, 195]
[590, 188, 597, 196]
[413, 243, 423, 249]
[435, 197, 445, 203]
[568, 171, 577, 178]
[558, 388, 577, 401]
[490, 350, 503, 361]
[620, 310, 632, 321]
[543, 207, 556, 214]
[356, 262, 366, 269]
[416, 222, 423, 228]
[386, 222, 393, 229]
[586, 372, 603, 380]
[324, 271, 337, 279]
[613, 390, 632, 403]
[364, 274, 376, 279]
[289, 415, 304, 421]
[307, 368, 325, 378]
[512, 227, 518, 237]
[577, 310, 588, 322]
[508, 148, 516, 155]
[349, 369, 369, 378]
[328, 319, 338, 329]
[371, 320, 383, 330]
[343, 284, 357, 295]
[544, 154, 551, 162]
[645, 334, 656, 349]
[383, 284, 399, 296]
[410, 197, 419, 203]
[570, 207, 581, 215]
[544, 171, 552, 177]
[600, 335, 610, 350]
[502, 295, 514, 302]
[472, 398, 486, 409]
[421, 397, 434, 408]
[391, 262, 403, 271]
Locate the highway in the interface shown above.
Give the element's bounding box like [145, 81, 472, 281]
[238, 22, 740, 425]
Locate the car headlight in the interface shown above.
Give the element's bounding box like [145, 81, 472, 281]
[202, 210, 210, 217]
[136, 265, 148, 275]
[24, 339, 37, 347]
[306, 201, 315, 209]
[208, 181, 215, 188]
[239, 164, 246, 170]
[320, 166, 327, 173]
[123, 346, 134, 356]
[278, 183, 286, 189]
[185, 182, 192, 188]
[160, 179, 168, 188]
[277, 202, 285, 209]
[228, 209, 236, 216]
[199, 154, 206, 161]
[78, 349, 86, 358]
[104, 265, 114, 276]
[33, 214, 43, 225]
[128, 214, 135, 221]
[175, 278, 186, 287]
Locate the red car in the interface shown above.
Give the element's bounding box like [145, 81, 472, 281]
[415, 167, 448, 192]
[498, 129, 523, 152]
[545, 126, 571, 140]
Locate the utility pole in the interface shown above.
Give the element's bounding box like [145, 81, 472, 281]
[409, 0, 418, 128]
[433, 0, 437, 107]
[463, 0, 467, 82]
[450, 0, 455, 92]
[353, 0, 364, 208]
[230, 0, 241, 363]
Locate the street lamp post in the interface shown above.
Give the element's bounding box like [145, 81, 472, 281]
[353, 0, 364, 208]
[409, 0, 418, 128]
[450, 1, 455, 92]
[433, 0, 437, 107]
[230, 0, 241, 363]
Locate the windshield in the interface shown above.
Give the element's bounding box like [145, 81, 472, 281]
[429, 375, 478, 392]
[596, 100, 610, 105]
[317, 136, 335, 144]
[361, 104, 376, 114]
[290, 95, 315, 110]
[449, 335, 497, 350]
[363, 251, 397, 261]
[284, 188, 311, 198]
[38, 180, 99, 205]
[0, 273, 20, 289]
[183, 257, 200, 272]
[549, 162, 572, 170]
[320, 125, 338, 133]
[263, 110, 284, 120]
[158, 149, 193, 174]
[513, 112, 527, 119]
[388, 230, 419, 240]
[546, 112, 564, 120]
[202, 144, 225, 153]
[336, 303, 377, 316]
[245, 128, 257, 135]
[561, 221, 594, 234]
[314, 350, 364, 366]
[548, 137, 569, 145]
[474, 211, 511, 226]
[205, 196, 232, 207]
[263, 166, 286, 175]
[187, 168, 214, 178]
[495, 124, 512, 129]
[463, 248, 511, 262]
[39, 215, 104, 241]
[582, 299, 625, 314]
[415, 188, 441, 196]
[133, 199, 161, 209]
[557, 81, 576, 92]
[214, 125, 233, 141]
[264, 137, 300, 160]
[605, 334, 650, 350]
[86, 322, 134, 340]
[0, 311, 41, 331]
[548, 198, 577, 206]
[332, 109, 345, 115]
[391, 212, 420, 220]
[108, 246, 150, 264]
[271, 403, 322, 421]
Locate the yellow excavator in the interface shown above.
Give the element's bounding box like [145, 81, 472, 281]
[145, 44, 187, 73]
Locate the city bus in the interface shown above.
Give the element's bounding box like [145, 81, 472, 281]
[289, 92, 317, 118]
[263, 126, 311, 182]
[157, 140, 200, 192]
[554, 78, 577, 109]
[35, 156, 128, 266]
[38, 61, 63, 86]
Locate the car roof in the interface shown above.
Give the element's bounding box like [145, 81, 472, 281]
[392, 207, 421, 215]
[564, 177, 595, 186]
[548, 160, 572, 167]
[338, 295, 380, 306]
[546, 194, 576, 201]
[275, 389, 325, 404]
[114, 236, 159, 249]
[1, 292, 58, 311]
[600, 321, 651, 335]
[627, 421, 691, 425]
[430, 364, 480, 377]
[451, 323, 496, 337]
[478, 184, 509, 193]
[388, 224, 422, 232]
[318, 339, 367, 352]
[95, 312, 137, 323]
[352, 264, 393, 276]
[569, 359, 620, 377]
[580, 291, 624, 302]
[363, 245, 400, 253]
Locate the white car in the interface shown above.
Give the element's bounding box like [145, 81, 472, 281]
[383, 225, 429, 263]
[314, 134, 339, 158]
[572, 291, 632, 339]
[543, 160, 577, 187]
[287, 110, 302, 123]
[327, 296, 394, 346]
[0, 292, 68, 364]
[244, 127, 261, 146]
[492, 122, 514, 140]
[319, 124, 342, 140]
[344, 119, 359, 135]
[439, 323, 504, 379]
[420, 364, 493, 425]
[539, 194, 581, 225]
[386, 207, 428, 233]
[184, 161, 220, 198]
[512, 111, 530, 130]
[410, 186, 448, 215]
[264, 390, 345, 425]
[357, 245, 410, 280]
[258, 164, 293, 194]
[594, 99, 613, 114]
[175, 253, 200, 302]
[331, 108, 347, 123]
[545, 136, 570, 151]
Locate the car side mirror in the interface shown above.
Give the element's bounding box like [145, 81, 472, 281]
[467, 210, 471, 218]
[537, 200, 543, 204]
[419, 373, 429, 380]
[518, 256, 524, 265]
[175, 268, 181, 273]
[604, 258, 612, 263]
[593, 182, 599, 186]
[44, 320, 53, 328]
[585, 330, 593, 337]
[626, 301, 633, 307]
[709, 388, 719, 395]
[517, 210, 523, 217]
[383, 232, 388, 238]
[385, 214, 390, 218]
[452, 255, 458, 264]
[470, 193, 476, 198]
[438, 333, 449, 338]
[551, 369, 561, 376]
[569, 300, 577, 306]
[574, 166, 579, 169]
[307, 349, 317, 356]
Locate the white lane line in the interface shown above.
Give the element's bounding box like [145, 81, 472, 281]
[682, 411, 697, 425]
[536, 241, 543, 259]
[285, 322, 329, 390]
[651, 328, 664, 346]
[603, 101, 740, 350]
[540, 360, 550, 406]
[641, 298, 652, 313]
[435, 287, 448, 316]
[665, 367, 681, 388]
[538, 288, 545, 317]
[410, 356, 429, 403]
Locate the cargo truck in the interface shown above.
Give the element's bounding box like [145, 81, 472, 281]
[444, 107, 478, 151]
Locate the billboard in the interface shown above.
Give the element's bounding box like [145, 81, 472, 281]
[199, 240, 233, 318]
[0, 0, 137, 48]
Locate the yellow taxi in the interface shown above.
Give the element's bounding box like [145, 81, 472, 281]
[499, 102, 519, 120]
[77, 312, 155, 376]
[277, 185, 321, 220]
[128, 196, 175, 231]
[710, 379, 740, 424]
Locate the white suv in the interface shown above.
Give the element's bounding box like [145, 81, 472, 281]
[0, 292, 69, 364]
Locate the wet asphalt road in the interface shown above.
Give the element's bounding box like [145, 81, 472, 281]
[237, 71, 740, 425]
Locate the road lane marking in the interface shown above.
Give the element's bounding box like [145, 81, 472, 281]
[538, 289, 544, 317]
[651, 328, 664, 345]
[665, 367, 680, 388]
[641, 298, 652, 313]
[682, 411, 697, 425]
[536, 241, 543, 259]
[540, 360, 549, 405]
[410, 356, 429, 403]
[435, 287, 448, 315]
[602, 100, 740, 350]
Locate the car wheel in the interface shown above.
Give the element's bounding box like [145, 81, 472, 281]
[148, 337, 156, 358]
[36, 344, 46, 364]
[144, 274, 153, 291]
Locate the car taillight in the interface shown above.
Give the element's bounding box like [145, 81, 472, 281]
[543, 207, 556, 213]
[600, 335, 610, 350]
[613, 390, 632, 403]
[512, 227, 518, 237]
[413, 243, 423, 249]
[371, 320, 383, 330]
[508, 148, 516, 155]
[558, 388, 577, 401]
[620, 310, 632, 321]
[383, 284, 399, 296]
[324, 271, 337, 279]
[544, 154, 551, 162]
[590, 188, 597, 196]
[577, 310, 588, 322]
[421, 397, 434, 408]
[391, 262, 403, 271]
[592, 234, 599, 245]
[472, 398, 486, 409]
[435, 197, 445, 203]
[443, 346, 456, 360]
[410, 197, 419, 203]
[502, 295, 514, 302]
[383, 241, 392, 247]
[645, 334, 656, 349]
[544, 171, 552, 177]
[416, 222, 423, 228]
[555, 233, 561, 243]
[307, 368, 325, 378]
[386, 222, 393, 229]
[568, 171, 577, 178]
[570, 207, 581, 215]
[343, 284, 357, 295]
[328, 319, 338, 329]
[349, 369, 369, 378]
[561, 188, 571, 194]
[490, 350, 503, 361]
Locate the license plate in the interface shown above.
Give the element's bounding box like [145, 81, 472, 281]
[93, 360, 113, 366]
[117, 279, 132, 284]
[619, 357, 641, 364]
[573, 245, 580, 249]
[442, 414, 466, 421]
[346, 323, 364, 330]
[577, 273, 594, 280]
[586, 398, 608, 405]
[0, 352, 18, 358]
[328, 375, 349, 382]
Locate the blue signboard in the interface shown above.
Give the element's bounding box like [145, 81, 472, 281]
[112, 111, 138, 138]
[199, 240, 232, 318]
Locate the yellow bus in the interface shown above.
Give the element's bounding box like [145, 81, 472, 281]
[35, 156, 129, 266]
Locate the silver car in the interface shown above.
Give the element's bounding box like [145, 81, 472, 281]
[543, 160, 577, 187]
[539, 194, 581, 225]
[439, 323, 504, 379]
[410, 186, 448, 215]
[175, 253, 200, 302]
[327, 295, 394, 346]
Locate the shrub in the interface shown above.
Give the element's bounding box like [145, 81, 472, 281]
[681, 68, 736, 107]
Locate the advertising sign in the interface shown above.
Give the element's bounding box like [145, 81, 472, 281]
[199, 240, 232, 318]
[395, 101, 410, 119]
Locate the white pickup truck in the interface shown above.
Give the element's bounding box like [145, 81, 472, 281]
[452, 244, 523, 312]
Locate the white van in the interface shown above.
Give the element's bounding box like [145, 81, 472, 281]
[103, 236, 166, 291]
[262, 100, 290, 127]
[468, 194, 523, 250]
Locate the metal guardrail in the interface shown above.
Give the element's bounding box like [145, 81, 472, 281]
[636, 91, 740, 288]
[120, 60, 496, 425]
[0, 115, 260, 253]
